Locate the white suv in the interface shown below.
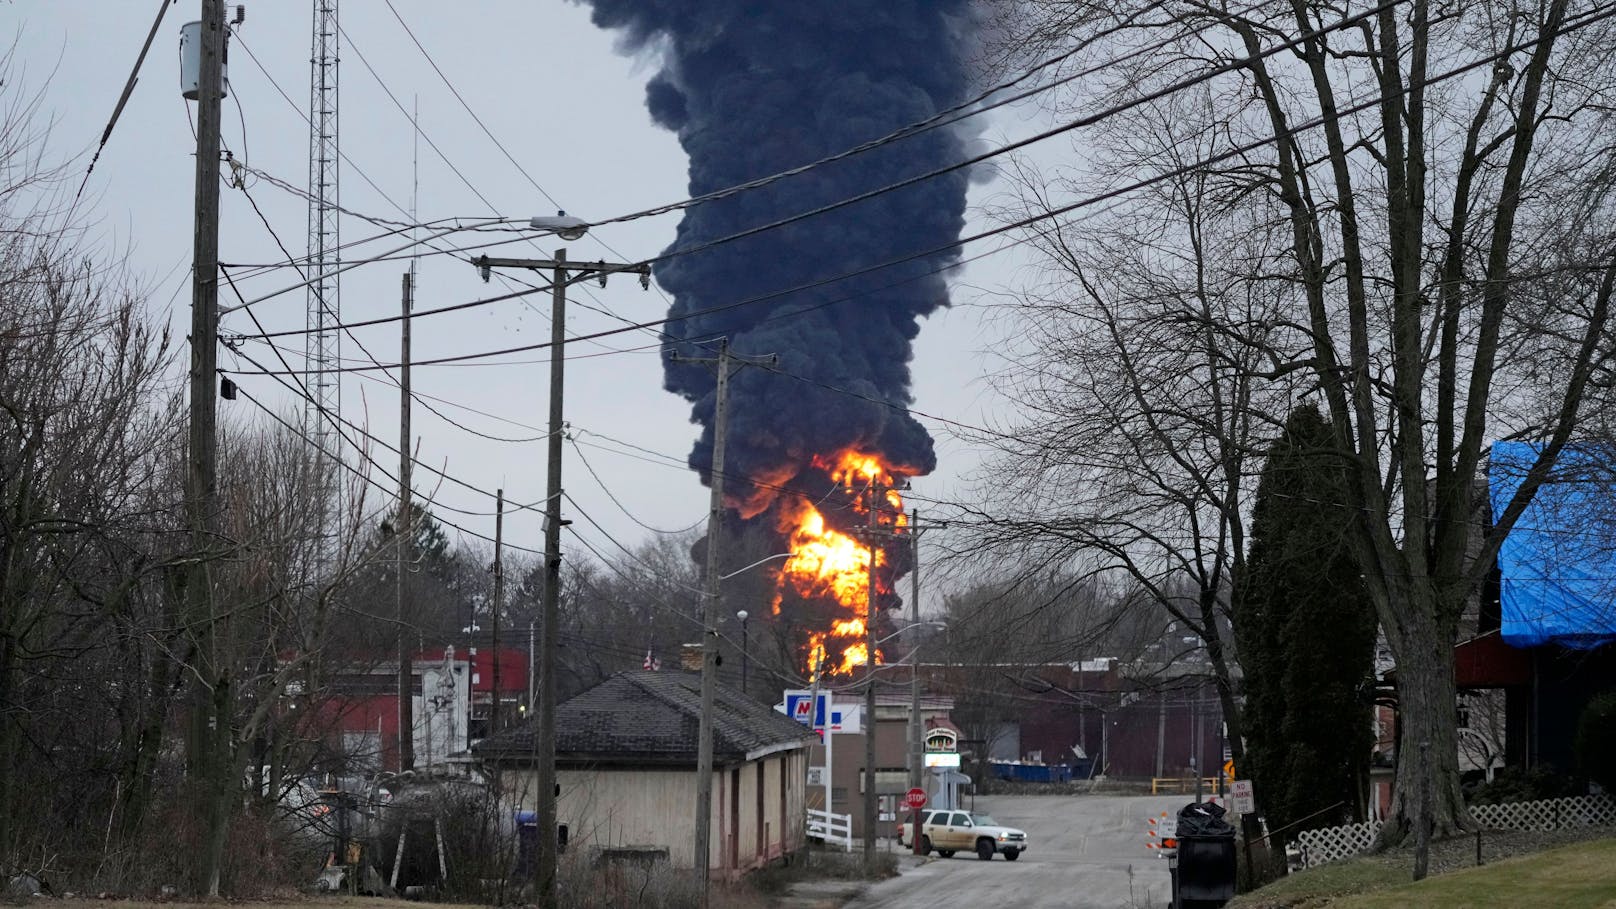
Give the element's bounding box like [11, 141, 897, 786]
[895, 809, 1029, 861]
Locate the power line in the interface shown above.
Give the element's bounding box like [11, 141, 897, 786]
[222, 1, 1381, 327]
[225, 337, 533, 520]
[228, 377, 538, 550]
[573, 0, 1263, 234]
[587, 0, 1407, 269]
[218, 5, 1612, 383]
[568, 436, 706, 536]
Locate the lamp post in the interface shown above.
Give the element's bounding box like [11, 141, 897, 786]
[716, 553, 786, 701]
[736, 610, 750, 695]
[474, 215, 649, 909]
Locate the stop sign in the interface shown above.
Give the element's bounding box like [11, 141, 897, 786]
[904, 787, 927, 809]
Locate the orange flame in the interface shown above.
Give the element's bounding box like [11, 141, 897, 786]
[774, 449, 913, 677]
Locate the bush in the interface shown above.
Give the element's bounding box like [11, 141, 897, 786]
[1468, 766, 1580, 805]
[1574, 691, 1616, 793]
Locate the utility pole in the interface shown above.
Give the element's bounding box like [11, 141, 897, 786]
[396, 270, 415, 771]
[863, 475, 884, 871]
[1155, 690, 1167, 780]
[671, 339, 774, 906]
[473, 250, 649, 909]
[491, 488, 504, 736]
[187, 0, 226, 896]
[906, 508, 946, 855]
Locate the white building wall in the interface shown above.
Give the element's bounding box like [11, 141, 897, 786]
[504, 752, 809, 872]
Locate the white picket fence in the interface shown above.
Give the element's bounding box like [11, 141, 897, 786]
[1295, 793, 1616, 868]
[807, 807, 853, 851]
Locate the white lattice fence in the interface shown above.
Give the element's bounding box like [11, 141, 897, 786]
[1296, 819, 1383, 868]
[1470, 793, 1616, 831]
[1295, 793, 1616, 868]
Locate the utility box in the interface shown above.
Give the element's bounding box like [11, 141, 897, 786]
[179, 20, 229, 100]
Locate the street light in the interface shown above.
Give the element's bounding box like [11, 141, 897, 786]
[529, 211, 589, 241]
[853, 621, 946, 659]
[718, 551, 792, 580]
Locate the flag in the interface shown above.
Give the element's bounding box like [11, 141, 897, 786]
[643, 648, 660, 671]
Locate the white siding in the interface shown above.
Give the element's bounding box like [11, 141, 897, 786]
[505, 752, 809, 873]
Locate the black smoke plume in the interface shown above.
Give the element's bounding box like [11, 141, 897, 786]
[578, 0, 979, 665]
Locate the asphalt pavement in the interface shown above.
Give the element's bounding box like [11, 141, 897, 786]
[843, 793, 1189, 909]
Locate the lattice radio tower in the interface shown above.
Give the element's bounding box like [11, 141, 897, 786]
[306, 0, 341, 555]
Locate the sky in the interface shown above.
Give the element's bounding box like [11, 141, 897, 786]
[10, 2, 1043, 610]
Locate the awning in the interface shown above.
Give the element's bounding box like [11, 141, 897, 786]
[1454, 633, 1531, 687]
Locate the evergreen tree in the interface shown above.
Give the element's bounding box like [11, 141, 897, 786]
[1236, 404, 1377, 838]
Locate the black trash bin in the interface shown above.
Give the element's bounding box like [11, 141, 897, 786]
[1172, 802, 1237, 909]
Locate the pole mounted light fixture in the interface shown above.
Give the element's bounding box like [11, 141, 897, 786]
[529, 211, 590, 242]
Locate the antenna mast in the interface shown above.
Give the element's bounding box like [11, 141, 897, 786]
[306, 0, 341, 553]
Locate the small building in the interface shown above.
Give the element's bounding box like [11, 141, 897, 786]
[797, 691, 955, 840]
[303, 645, 529, 773]
[474, 671, 817, 875]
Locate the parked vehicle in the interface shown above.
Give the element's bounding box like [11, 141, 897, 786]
[895, 809, 1028, 861]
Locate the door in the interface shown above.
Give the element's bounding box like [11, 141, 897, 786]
[940, 811, 972, 850]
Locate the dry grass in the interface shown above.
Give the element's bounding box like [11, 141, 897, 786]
[1328, 838, 1616, 908]
[1231, 836, 1616, 908]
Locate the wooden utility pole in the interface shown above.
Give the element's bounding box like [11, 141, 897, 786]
[491, 488, 504, 735]
[535, 249, 569, 909]
[671, 338, 774, 907]
[905, 508, 946, 854]
[472, 250, 649, 909]
[863, 475, 883, 871]
[397, 270, 415, 771]
[188, 0, 227, 896]
[695, 338, 731, 902]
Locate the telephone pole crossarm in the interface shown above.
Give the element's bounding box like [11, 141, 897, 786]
[472, 255, 651, 289]
[473, 249, 649, 909]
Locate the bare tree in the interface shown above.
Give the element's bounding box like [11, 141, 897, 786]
[953, 84, 1297, 801]
[976, 0, 1616, 846]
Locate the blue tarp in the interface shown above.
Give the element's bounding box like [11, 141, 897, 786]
[1489, 442, 1616, 648]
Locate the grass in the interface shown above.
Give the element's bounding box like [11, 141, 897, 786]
[1231, 837, 1616, 908]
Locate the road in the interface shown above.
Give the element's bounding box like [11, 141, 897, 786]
[846, 794, 1187, 909]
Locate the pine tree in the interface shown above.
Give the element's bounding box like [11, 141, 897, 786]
[1236, 404, 1377, 838]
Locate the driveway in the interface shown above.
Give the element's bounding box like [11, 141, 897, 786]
[845, 793, 1187, 909]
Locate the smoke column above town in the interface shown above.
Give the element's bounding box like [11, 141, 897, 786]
[578, 0, 980, 671]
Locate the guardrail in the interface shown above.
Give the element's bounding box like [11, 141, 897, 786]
[807, 807, 853, 851]
[1151, 776, 1223, 794]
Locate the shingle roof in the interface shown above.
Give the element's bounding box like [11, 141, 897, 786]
[474, 671, 817, 767]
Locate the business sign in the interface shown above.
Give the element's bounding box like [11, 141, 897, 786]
[807, 766, 826, 786]
[1230, 779, 1256, 816]
[923, 751, 961, 768]
[781, 691, 857, 734]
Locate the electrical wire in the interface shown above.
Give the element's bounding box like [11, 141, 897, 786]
[220, 4, 1614, 381]
[568, 436, 706, 536]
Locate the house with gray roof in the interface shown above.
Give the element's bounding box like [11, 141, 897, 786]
[474, 670, 817, 874]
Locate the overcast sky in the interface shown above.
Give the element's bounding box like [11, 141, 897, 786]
[13, 2, 1041, 606]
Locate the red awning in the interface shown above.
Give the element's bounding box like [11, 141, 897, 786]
[1455, 633, 1531, 688]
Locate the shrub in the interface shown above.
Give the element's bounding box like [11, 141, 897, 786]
[1574, 691, 1616, 793]
[1469, 766, 1579, 805]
